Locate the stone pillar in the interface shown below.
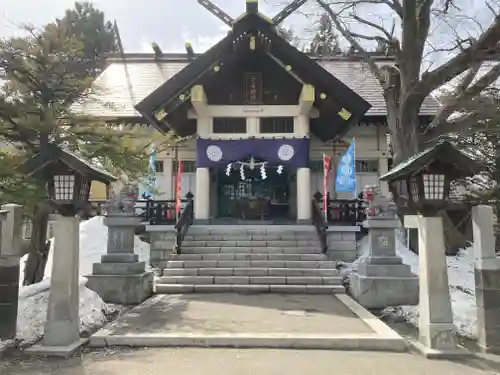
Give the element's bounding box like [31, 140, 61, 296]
[296, 167, 311, 223]
[472, 205, 500, 353]
[195, 167, 210, 222]
[85, 214, 153, 305]
[26, 215, 86, 357]
[417, 215, 464, 357]
[350, 215, 418, 308]
[0, 204, 23, 340]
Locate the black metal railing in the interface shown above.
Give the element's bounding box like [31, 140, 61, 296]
[311, 198, 328, 254]
[135, 199, 189, 225]
[327, 199, 366, 225]
[312, 193, 366, 226]
[174, 197, 194, 255]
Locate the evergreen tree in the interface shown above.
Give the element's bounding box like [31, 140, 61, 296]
[0, 23, 164, 284]
[53, 1, 119, 76]
[308, 13, 341, 55]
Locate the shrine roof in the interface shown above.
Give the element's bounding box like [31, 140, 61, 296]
[72, 53, 440, 120]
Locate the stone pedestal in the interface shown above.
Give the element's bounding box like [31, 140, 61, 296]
[350, 216, 418, 309]
[26, 215, 86, 357]
[472, 205, 500, 353]
[86, 215, 153, 305]
[0, 204, 23, 341]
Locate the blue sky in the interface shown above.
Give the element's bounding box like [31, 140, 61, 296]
[0, 0, 311, 53]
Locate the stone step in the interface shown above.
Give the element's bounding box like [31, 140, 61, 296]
[180, 247, 323, 255]
[172, 254, 326, 262]
[163, 267, 340, 277]
[181, 240, 320, 248]
[154, 284, 346, 294]
[158, 275, 342, 285]
[165, 260, 337, 269]
[183, 234, 320, 241]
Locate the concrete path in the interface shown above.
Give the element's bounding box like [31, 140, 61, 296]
[90, 293, 405, 351]
[3, 348, 500, 375]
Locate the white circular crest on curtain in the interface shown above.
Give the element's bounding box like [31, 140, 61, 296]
[206, 145, 223, 162]
[277, 144, 295, 161]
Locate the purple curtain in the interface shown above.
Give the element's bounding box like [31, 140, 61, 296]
[196, 137, 310, 168]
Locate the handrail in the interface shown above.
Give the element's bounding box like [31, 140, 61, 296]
[174, 197, 194, 255]
[311, 198, 328, 254]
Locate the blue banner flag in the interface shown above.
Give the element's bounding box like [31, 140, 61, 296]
[143, 148, 157, 198]
[335, 138, 356, 194]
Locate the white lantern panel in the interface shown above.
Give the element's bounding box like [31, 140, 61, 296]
[423, 174, 445, 200]
[54, 175, 75, 200]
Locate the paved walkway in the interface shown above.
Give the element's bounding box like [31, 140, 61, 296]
[3, 348, 500, 375]
[90, 293, 404, 351]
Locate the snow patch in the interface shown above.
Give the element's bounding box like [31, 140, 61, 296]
[1, 216, 150, 350]
[346, 234, 476, 338]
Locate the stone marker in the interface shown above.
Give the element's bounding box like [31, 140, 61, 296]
[86, 212, 153, 305]
[411, 215, 469, 358]
[0, 204, 23, 340]
[350, 211, 418, 309]
[26, 214, 87, 357]
[472, 205, 500, 353]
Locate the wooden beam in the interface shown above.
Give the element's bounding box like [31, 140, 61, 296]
[272, 0, 308, 25]
[190, 85, 208, 116]
[197, 0, 234, 27]
[299, 84, 314, 115]
[246, 0, 258, 13]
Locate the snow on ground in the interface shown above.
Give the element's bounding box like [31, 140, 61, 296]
[0, 216, 150, 350]
[352, 236, 477, 338]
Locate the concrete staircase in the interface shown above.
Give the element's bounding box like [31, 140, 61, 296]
[155, 225, 345, 294]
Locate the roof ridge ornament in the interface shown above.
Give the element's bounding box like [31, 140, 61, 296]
[197, 0, 309, 27]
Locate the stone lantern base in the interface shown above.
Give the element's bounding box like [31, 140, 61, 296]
[349, 216, 419, 309]
[350, 258, 419, 309]
[85, 215, 153, 305]
[86, 261, 153, 305]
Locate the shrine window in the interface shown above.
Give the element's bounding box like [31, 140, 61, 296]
[259, 117, 294, 133]
[356, 160, 379, 173]
[172, 161, 196, 173]
[213, 118, 247, 133]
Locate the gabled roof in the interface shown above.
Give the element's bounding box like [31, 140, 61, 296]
[134, 12, 372, 139]
[71, 55, 440, 119]
[22, 144, 117, 184]
[380, 140, 481, 181]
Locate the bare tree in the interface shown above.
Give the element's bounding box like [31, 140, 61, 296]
[304, 0, 500, 164]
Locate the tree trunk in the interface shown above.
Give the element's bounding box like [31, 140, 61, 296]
[23, 202, 51, 285]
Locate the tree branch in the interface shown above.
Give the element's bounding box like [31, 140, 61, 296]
[425, 61, 500, 137]
[418, 15, 500, 97]
[316, 0, 387, 85]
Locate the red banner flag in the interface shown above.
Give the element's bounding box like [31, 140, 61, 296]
[322, 154, 331, 218]
[175, 160, 183, 214]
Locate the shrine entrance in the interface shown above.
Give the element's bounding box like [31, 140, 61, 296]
[216, 158, 290, 221]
